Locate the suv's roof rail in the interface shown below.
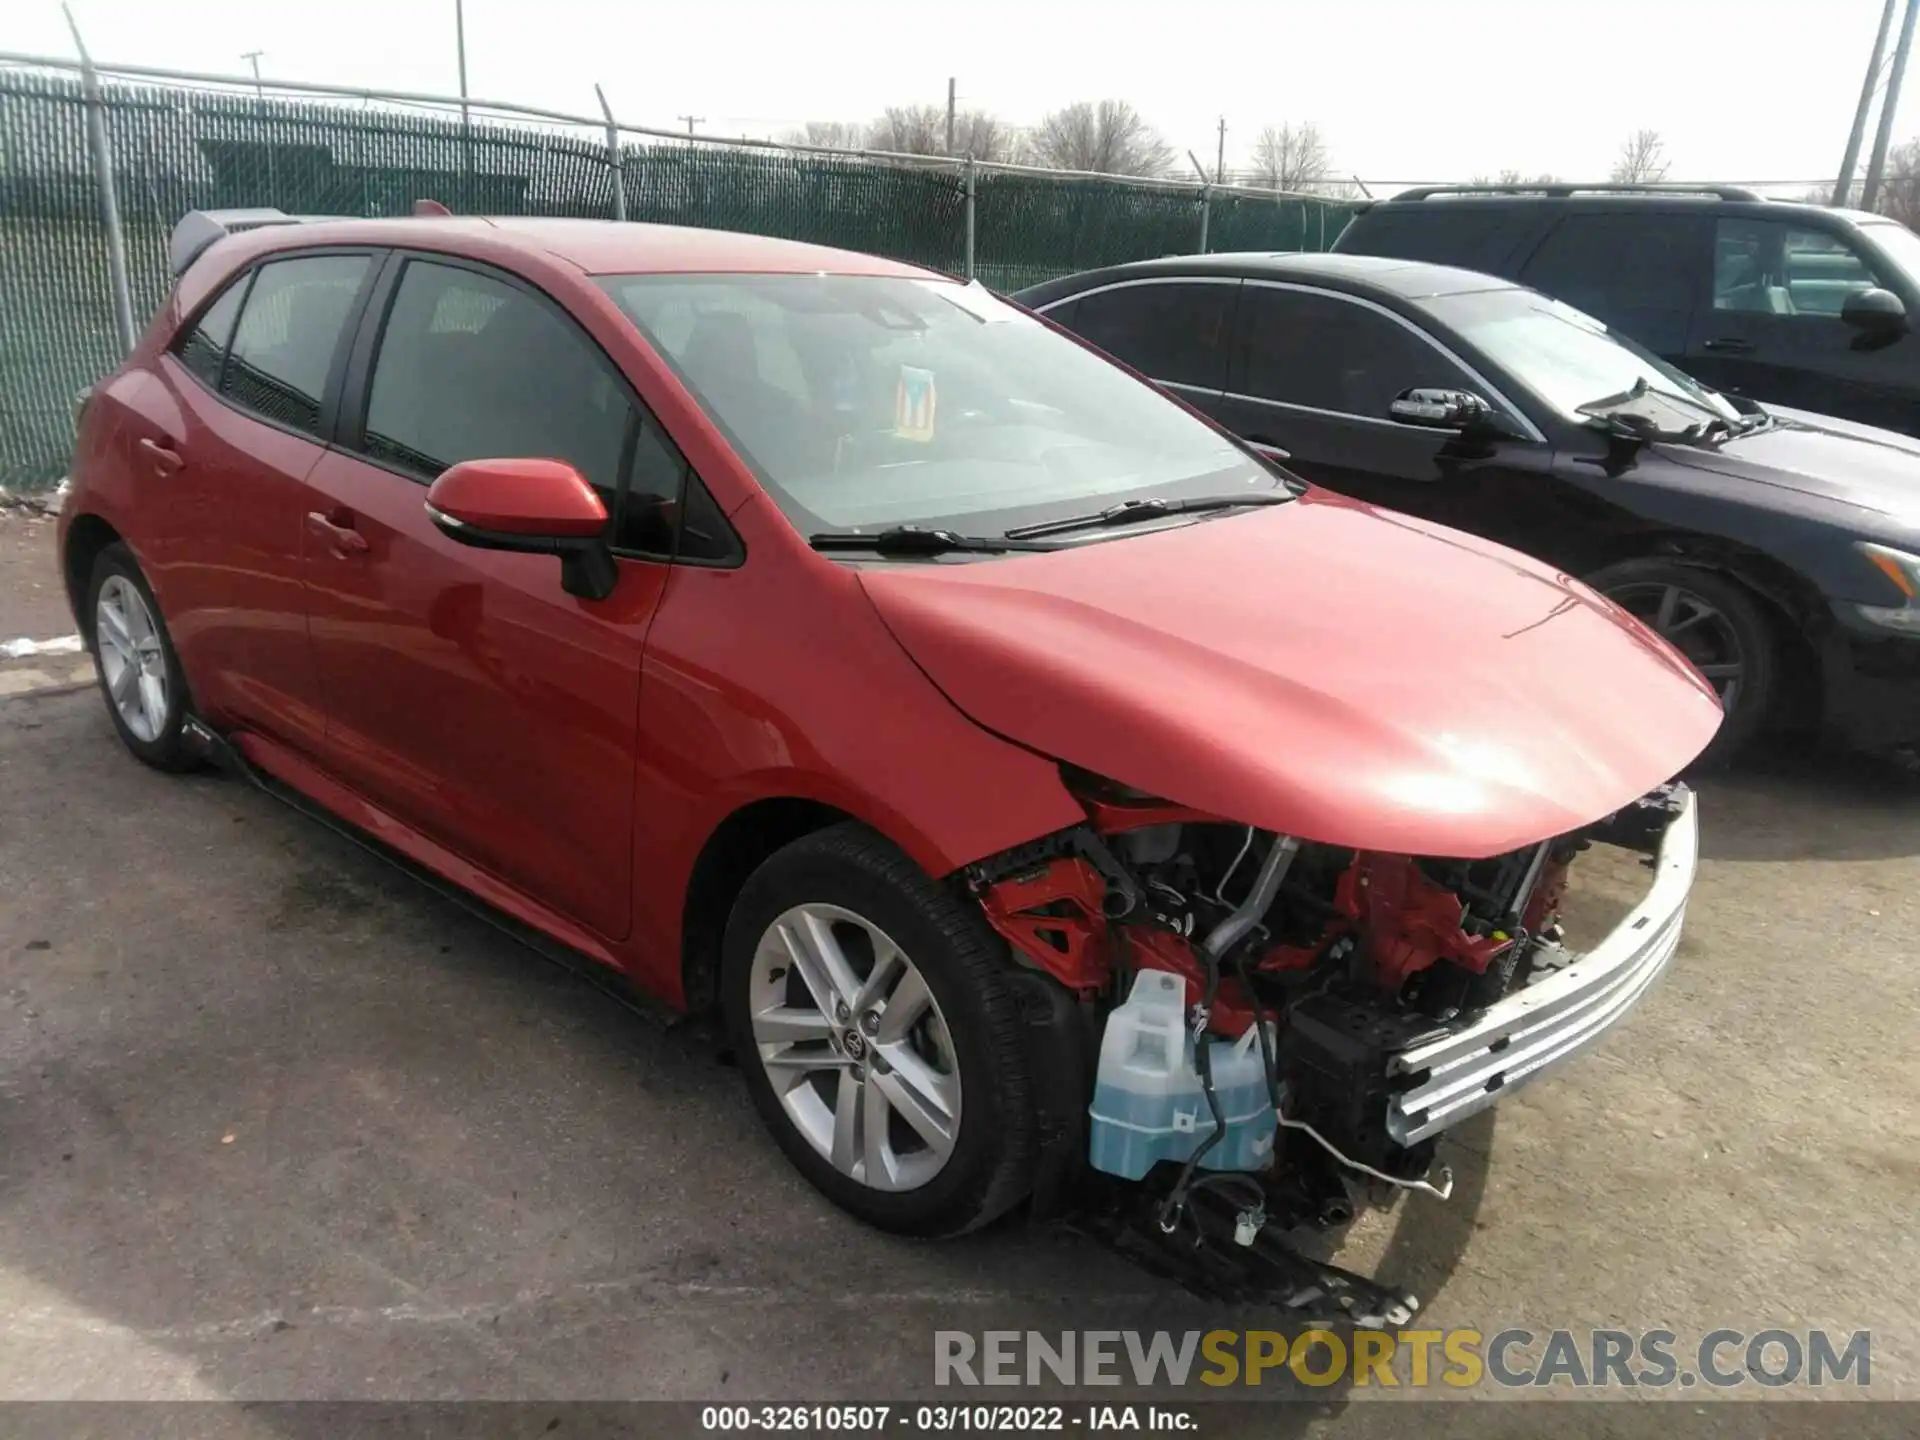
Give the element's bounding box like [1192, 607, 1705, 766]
[1389, 182, 1764, 202]
[168, 207, 312, 277]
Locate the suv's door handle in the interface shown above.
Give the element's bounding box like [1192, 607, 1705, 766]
[306, 510, 369, 557]
[138, 436, 185, 474]
[1701, 337, 1756, 355]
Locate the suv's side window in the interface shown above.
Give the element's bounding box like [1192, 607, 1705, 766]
[1232, 286, 1472, 418]
[361, 258, 735, 561]
[172, 275, 250, 390]
[1063, 282, 1235, 391]
[222, 255, 371, 437]
[1518, 214, 1702, 349]
[1713, 219, 1883, 316]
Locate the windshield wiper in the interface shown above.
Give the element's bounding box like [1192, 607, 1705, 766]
[809, 525, 1060, 556]
[1003, 491, 1293, 540]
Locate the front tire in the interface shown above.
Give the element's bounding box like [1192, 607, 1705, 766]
[85, 543, 196, 771]
[722, 824, 1039, 1237]
[1586, 557, 1779, 765]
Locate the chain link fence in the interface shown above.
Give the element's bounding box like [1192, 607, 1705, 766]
[0, 59, 1355, 490]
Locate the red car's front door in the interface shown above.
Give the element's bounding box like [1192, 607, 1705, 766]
[299, 255, 676, 942]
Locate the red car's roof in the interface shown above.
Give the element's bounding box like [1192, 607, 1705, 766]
[242, 215, 941, 279]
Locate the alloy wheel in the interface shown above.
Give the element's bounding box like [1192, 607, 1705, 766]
[746, 903, 962, 1192]
[95, 575, 170, 743]
[1606, 580, 1747, 714]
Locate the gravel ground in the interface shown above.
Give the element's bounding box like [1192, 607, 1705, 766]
[1, 503, 1917, 1430]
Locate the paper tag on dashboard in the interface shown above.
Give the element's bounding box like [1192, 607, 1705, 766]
[894, 366, 937, 442]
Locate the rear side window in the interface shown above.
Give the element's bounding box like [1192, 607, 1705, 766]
[173, 278, 248, 390]
[1519, 214, 1701, 317]
[1340, 207, 1528, 274]
[222, 255, 371, 437]
[1232, 286, 1471, 418]
[363, 259, 734, 561]
[1063, 281, 1236, 391]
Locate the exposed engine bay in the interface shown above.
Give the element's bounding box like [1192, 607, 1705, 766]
[964, 768, 1694, 1322]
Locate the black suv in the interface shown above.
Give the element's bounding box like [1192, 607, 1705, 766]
[1333, 184, 1920, 436]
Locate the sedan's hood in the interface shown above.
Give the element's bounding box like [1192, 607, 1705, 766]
[859, 493, 1722, 858]
[1656, 406, 1920, 521]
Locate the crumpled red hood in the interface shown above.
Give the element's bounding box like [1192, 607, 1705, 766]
[858, 492, 1721, 858]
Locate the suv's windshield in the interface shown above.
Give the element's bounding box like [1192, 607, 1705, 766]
[1423, 289, 1741, 430]
[598, 273, 1276, 538]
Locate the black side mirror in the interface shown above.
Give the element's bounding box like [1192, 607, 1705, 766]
[1390, 387, 1494, 429]
[1840, 287, 1907, 348]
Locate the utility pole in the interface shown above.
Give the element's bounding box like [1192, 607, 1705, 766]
[1215, 116, 1227, 183]
[1864, 0, 1920, 209]
[241, 50, 266, 102]
[1837, 0, 1900, 205]
[946, 76, 957, 155]
[454, 0, 470, 130]
[678, 114, 704, 136]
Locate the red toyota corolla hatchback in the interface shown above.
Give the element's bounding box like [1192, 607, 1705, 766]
[62, 212, 1718, 1304]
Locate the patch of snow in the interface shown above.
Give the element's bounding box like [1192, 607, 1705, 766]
[2, 634, 83, 659]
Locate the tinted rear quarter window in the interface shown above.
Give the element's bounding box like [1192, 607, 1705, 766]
[1232, 286, 1470, 417]
[1340, 206, 1532, 275]
[1063, 281, 1236, 390]
[223, 255, 370, 436]
[173, 277, 249, 390]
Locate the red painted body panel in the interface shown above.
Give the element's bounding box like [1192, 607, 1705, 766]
[299, 449, 661, 942]
[426, 458, 608, 537]
[62, 216, 1717, 1022]
[860, 491, 1723, 859]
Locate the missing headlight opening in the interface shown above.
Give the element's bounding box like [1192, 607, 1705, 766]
[965, 774, 1696, 1321]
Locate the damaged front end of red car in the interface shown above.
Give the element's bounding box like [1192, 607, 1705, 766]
[962, 765, 1698, 1323]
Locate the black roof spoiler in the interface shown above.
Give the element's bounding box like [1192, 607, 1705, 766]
[168, 208, 316, 277]
[1384, 182, 1763, 203]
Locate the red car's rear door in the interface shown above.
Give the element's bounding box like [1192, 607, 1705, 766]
[135, 252, 377, 751]
[300, 255, 676, 942]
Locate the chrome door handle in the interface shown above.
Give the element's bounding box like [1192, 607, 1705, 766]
[1701, 337, 1755, 355]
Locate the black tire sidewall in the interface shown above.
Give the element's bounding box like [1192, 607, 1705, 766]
[85, 543, 194, 770]
[1587, 558, 1778, 763]
[721, 826, 1034, 1237]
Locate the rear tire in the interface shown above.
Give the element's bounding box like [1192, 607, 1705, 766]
[1585, 557, 1779, 765]
[84, 543, 197, 772]
[722, 823, 1039, 1237]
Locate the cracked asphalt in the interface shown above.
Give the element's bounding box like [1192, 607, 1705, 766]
[1, 513, 1918, 1428]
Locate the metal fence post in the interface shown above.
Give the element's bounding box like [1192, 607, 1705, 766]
[594, 84, 627, 222]
[64, 6, 136, 356]
[963, 154, 976, 281]
[1198, 183, 1211, 253]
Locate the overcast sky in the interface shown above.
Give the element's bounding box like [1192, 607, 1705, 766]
[0, 0, 1904, 190]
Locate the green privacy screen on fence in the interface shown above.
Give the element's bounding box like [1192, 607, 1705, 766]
[0, 67, 1354, 489]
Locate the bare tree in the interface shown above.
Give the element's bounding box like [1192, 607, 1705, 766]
[1873, 137, 1920, 228]
[1468, 169, 1564, 187]
[867, 105, 947, 154]
[856, 105, 1019, 160]
[781, 120, 867, 150]
[1027, 100, 1176, 178]
[1249, 122, 1332, 192]
[1610, 130, 1670, 184]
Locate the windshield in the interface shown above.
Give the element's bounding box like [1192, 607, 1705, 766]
[1423, 289, 1740, 429]
[1859, 220, 1920, 291]
[598, 273, 1275, 537]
